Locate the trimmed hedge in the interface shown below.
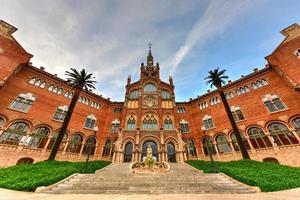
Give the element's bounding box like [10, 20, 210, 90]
[186, 159, 300, 192]
[0, 160, 111, 191]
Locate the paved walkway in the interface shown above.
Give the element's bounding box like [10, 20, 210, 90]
[0, 188, 299, 200]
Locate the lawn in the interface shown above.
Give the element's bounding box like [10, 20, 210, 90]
[0, 160, 111, 191]
[186, 159, 300, 192]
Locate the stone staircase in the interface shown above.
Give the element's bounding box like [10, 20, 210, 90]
[41, 163, 257, 194]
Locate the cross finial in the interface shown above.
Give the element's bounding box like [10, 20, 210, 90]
[148, 42, 152, 53]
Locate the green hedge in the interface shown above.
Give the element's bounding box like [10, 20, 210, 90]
[0, 160, 111, 191]
[186, 159, 300, 192]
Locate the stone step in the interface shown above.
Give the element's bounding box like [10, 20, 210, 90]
[47, 189, 256, 194]
[41, 163, 257, 194]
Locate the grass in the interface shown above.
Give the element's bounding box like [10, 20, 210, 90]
[186, 159, 300, 192]
[0, 160, 111, 191]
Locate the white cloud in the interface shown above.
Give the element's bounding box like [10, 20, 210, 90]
[168, 0, 253, 75]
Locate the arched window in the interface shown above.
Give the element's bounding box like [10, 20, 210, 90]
[216, 134, 232, 153]
[247, 127, 272, 149]
[67, 133, 83, 153]
[111, 119, 120, 133]
[10, 93, 35, 112]
[57, 88, 63, 95]
[53, 86, 58, 93]
[127, 116, 136, 130]
[68, 92, 73, 99]
[0, 122, 29, 145]
[48, 85, 54, 91]
[144, 83, 156, 92]
[84, 114, 96, 129]
[0, 117, 4, 128]
[161, 90, 171, 100]
[40, 81, 46, 88]
[102, 139, 112, 157]
[124, 142, 133, 162]
[28, 126, 50, 148]
[188, 139, 197, 156]
[142, 114, 158, 130]
[261, 79, 268, 86]
[34, 79, 41, 86]
[164, 115, 173, 130]
[129, 90, 139, 99]
[230, 132, 250, 151]
[29, 77, 36, 84]
[202, 137, 216, 156]
[231, 106, 245, 121]
[291, 117, 300, 136]
[267, 122, 299, 146]
[64, 91, 69, 98]
[47, 132, 68, 151]
[179, 120, 189, 133]
[83, 137, 96, 155]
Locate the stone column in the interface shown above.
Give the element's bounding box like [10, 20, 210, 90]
[291, 128, 300, 142]
[62, 140, 69, 155]
[245, 136, 255, 153]
[265, 132, 280, 152]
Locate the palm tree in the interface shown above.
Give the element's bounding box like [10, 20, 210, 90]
[48, 68, 96, 161]
[205, 68, 250, 159]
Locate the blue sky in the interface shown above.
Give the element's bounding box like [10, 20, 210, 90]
[1, 0, 300, 101]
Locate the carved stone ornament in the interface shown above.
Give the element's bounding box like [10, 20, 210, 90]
[143, 96, 157, 108]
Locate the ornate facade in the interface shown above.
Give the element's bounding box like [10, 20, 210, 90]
[0, 20, 300, 167]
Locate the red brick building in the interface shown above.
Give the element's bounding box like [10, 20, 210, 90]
[0, 20, 300, 167]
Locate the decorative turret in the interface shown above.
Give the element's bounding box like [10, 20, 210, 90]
[140, 43, 160, 80]
[147, 43, 154, 66]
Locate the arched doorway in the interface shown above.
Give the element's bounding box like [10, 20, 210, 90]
[167, 142, 176, 163]
[123, 142, 133, 162]
[142, 140, 158, 162]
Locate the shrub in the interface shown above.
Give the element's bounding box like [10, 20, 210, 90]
[186, 159, 300, 192]
[0, 160, 111, 191]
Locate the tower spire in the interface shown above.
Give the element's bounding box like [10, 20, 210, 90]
[147, 42, 153, 66]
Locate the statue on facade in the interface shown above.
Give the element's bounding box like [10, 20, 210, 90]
[147, 144, 152, 158]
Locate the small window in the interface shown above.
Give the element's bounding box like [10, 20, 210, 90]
[180, 120, 189, 133]
[164, 116, 173, 130]
[10, 93, 35, 112]
[40, 81, 46, 88]
[84, 115, 96, 129]
[34, 79, 41, 86]
[129, 90, 139, 99]
[142, 114, 158, 130]
[53, 107, 68, 121]
[111, 119, 120, 133]
[48, 85, 54, 91]
[57, 88, 63, 95]
[162, 90, 171, 100]
[127, 116, 136, 130]
[114, 107, 122, 113]
[203, 116, 214, 130]
[231, 107, 245, 121]
[29, 77, 36, 84]
[263, 95, 286, 112]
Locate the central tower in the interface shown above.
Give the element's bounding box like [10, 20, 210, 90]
[113, 45, 186, 164]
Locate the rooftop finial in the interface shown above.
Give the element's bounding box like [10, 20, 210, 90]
[148, 42, 152, 55]
[147, 42, 153, 65]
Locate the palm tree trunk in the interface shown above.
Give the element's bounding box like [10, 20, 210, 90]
[217, 87, 250, 159]
[47, 88, 81, 161]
